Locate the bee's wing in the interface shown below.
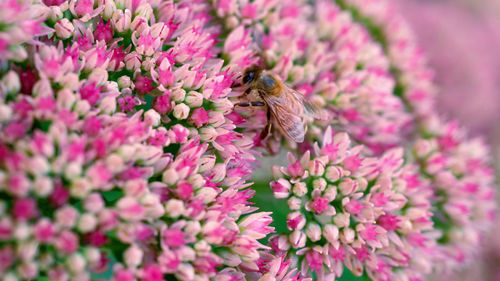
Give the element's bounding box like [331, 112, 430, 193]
[261, 87, 307, 143]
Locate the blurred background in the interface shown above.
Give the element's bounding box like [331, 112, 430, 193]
[394, 0, 500, 280]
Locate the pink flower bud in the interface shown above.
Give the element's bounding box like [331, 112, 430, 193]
[339, 178, 358, 195]
[111, 9, 131, 33]
[287, 211, 306, 231]
[77, 213, 97, 233]
[309, 158, 326, 176]
[165, 199, 185, 218]
[325, 165, 342, 182]
[306, 223, 321, 242]
[173, 103, 190, 120]
[118, 75, 131, 88]
[287, 197, 302, 210]
[199, 127, 218, 142]
[84, 193, 104, 213]
[55, 206, 78, 228]
[144, 109, 161, 126]
[116, 197, 146, 221]
[55, 18, 74, 39]
[333, 213, 350, 228]
[212, 98, 233, 114]
[340, 227, 355, 244]
[171, 88, 186, 101]
[103, 0, 116, 20]
[2, 71, 20, 93]
[289, 230, 306, 249]
[199, 155, 216, 173]
[135, 3, 153, 19]
[124, 52, 141, 71]
[67, 253, 86, 273]
[124, 244, 143, 268]
[312, 178, 327, 191]
[185, 91, 203, 107]
[270, 178, 291, 198]
[88, 68, 109, 86]
[323, 224, 339, 244]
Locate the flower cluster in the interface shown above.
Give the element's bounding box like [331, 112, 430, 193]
[261, 127, 433, 281]
[221, 0, 412, 154]
[0, 0, 497, 280]
[337, 0, 498, 272]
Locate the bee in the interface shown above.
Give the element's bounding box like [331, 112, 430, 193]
[234, 65, 319, 143]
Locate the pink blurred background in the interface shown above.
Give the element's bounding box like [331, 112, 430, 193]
[394, 0, 500, 280]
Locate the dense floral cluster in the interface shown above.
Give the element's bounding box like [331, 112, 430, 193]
[0, 0, 496, 281]
[264, 127, 433, 280]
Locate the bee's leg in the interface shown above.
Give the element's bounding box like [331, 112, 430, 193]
[234, 101, 266, 108]
[260, 108, 272, 140]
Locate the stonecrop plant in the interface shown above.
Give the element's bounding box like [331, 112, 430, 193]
[0, 0, 496, 281]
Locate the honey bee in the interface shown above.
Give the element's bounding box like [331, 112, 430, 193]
[234, 65, 319, 143]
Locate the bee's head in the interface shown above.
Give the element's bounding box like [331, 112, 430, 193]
[242, 65, 262, 85]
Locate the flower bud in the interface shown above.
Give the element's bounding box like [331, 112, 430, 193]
[312, 178, 327, 191]
[287, 197, 301, 210]
[55, 18, 74, 39]
[48, 6, 63, 21]
[323, 224, 339, 244]
[150, 22, 169, 40]
[173, 103, 190, 120]
[67, 253, 86, 273]
[144, 109, 161, 127]
[103, 0, 116, 20]
[199, 155, 216, 173]
[124, 244, 143, 268]
[2, 71, 20, 94]
[124, 52, 141, 71]
[88, 68, 109, 86]
[292, 182, 307, 197]
[306, 223, 321, 242]
[325, 165, 342, 182]
[135, 3, 153, 19]
[77, 213, 97, 233]
[309, 159, 325, 176]
[165, 199, 185, 218]
[340, 227, 355, 244]
[111, 9, 131, 33]
[333, 213, 350, 228]
[0, 104, 12, 121]
[84, 193, 104, 213]
[270, 179, 291, 198]
[289, 230, 306, 249]
[171, 88, 186, 101]
[185, 91, 203, 107]
[199, 127, 218, 142]
[118, 75, 132, 88]
[99, 95, 117, 114]
[339, 178, 358, 195]
[212, 98, 234, 114]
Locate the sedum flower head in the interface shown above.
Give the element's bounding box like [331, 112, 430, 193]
[265, 127, 433, 281]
